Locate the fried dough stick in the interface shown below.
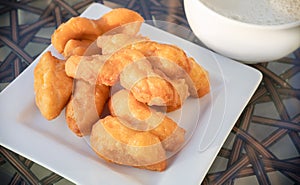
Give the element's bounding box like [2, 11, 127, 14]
[63, 39, 92, 58]
[65, 48, 189, 109]
[64, 49, 146, 86]
[65, 48, 145, 86]
[51, 17, 102, 54]
[90, 116, 167, 171]
[99, 48, 146, 86]
[188, 57, 210, 97]
[109, 90, 185, 152]
[51, 8, 144, 54]
[65, 80, 109, 137]
[97, 33, 148, 55]
[65, 52, 187, 110]
[96, 8, 144, 35]
[62, 39, 103, 58]
[127, 41, 210, 97]
[128, 41, 191, 73]
[34, 51, 73, 120]
[65, 54, 109, 84]
[119, 59, 189, 110]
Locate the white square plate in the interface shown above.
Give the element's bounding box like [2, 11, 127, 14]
[0, 3, 262, 185]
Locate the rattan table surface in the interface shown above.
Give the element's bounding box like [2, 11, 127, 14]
[0, 1, 299, 185]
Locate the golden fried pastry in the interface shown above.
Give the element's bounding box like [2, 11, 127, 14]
[51, 17, 102, 53]
[34, 51, 73, 120]
[150, 116, 185, 152]
[34, 6, 210, 173]
[109, 89, 162, 131]
[163, 78, 190, 112]
[188, 57, 210, 97]
[109, 90, 185, 151]
[120, 59, 189, 109]
[65, 80, 109, 137]
[90, 116, 167, 171]
[63, 39, 93, 58]
[127, 132, 167, 171]
[99, 48, 146, 86]
[65, 54, 108, 84]
[65, 55, 82, 78]
[65, 49, 145, 87]
[130, 76, 182, 108]
[63, 39, 101, 58]
[96, 8, 144, 35]
[97, 33, 148, 55]
[126, 40, 210, 97]
[65, 45, 190, 109]
[51, 8, 144, 54]
[128, 41, 191, 73]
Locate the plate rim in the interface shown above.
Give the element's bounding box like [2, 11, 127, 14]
[0, 3, 263, 185]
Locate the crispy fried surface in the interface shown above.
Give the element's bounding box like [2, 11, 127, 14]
[65, 49, 148, 88]
[109, 90, 185, 151]
[188, 57, 210, 97]
[35, 7, 210, 172]
[125, 40, 211, 97]
[51, 8, 144, 54]
[150, 116, 186, 152]
[128, 41, 191, 73]
[130, 76, 179, 107]
[65, 55, 82, 78]
[63, 39, 93, 58]
[90, 116, 166, 171]
[96, 8, 144, 35]
[99, 48, 145, 86]
[108, 89, 154, 131]
[33, 51, 73, 120]
[51, 17, 102, 53]
[119, 59, 188, 109]
[65, 80, 109, 136]
[97, 33, 148, 55]
[65, 54, 108, 85]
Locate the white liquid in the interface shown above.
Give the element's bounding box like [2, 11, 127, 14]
[200, 0, 300, 25]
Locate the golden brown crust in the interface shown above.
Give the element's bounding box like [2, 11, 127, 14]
[119, 59, 189, 109]
[127, 41, 191, 73]
[97, 33, 148, 55]
[63, 39, 93, 58]
[150, 116, 186, 151]
[90, 116, 167, 171]
[65, 98, 82, 137]
[109, 90, 185, 151]
[35, 7, 210, 172]
[99, 48, 145, 86]
[130, 76, 180, 107]
[96, 8, 144, 35]
[65, 80, 110, 137]
[188, 57, 210, 97]
[51, 8, 144, 54]
[91, 145, 167, 172]
[65, 54, 109, 86]
[65, 55, 82, 78]
[125, 40, 211, 98]
[51, 17, 102, 53]
[33, 51, 73, 120]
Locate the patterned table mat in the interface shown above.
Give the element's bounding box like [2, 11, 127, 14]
[0, 0, 299, 185]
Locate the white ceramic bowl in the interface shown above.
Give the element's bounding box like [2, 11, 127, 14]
[184, 0, 300, 63]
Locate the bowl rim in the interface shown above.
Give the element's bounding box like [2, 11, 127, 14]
[186, 0, 300, 30]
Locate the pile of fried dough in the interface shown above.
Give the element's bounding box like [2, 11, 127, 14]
[33, 8, 210, 171]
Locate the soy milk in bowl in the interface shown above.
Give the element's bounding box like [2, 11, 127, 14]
[184, 0, 300, 63]
[201, 0, 300, 25]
